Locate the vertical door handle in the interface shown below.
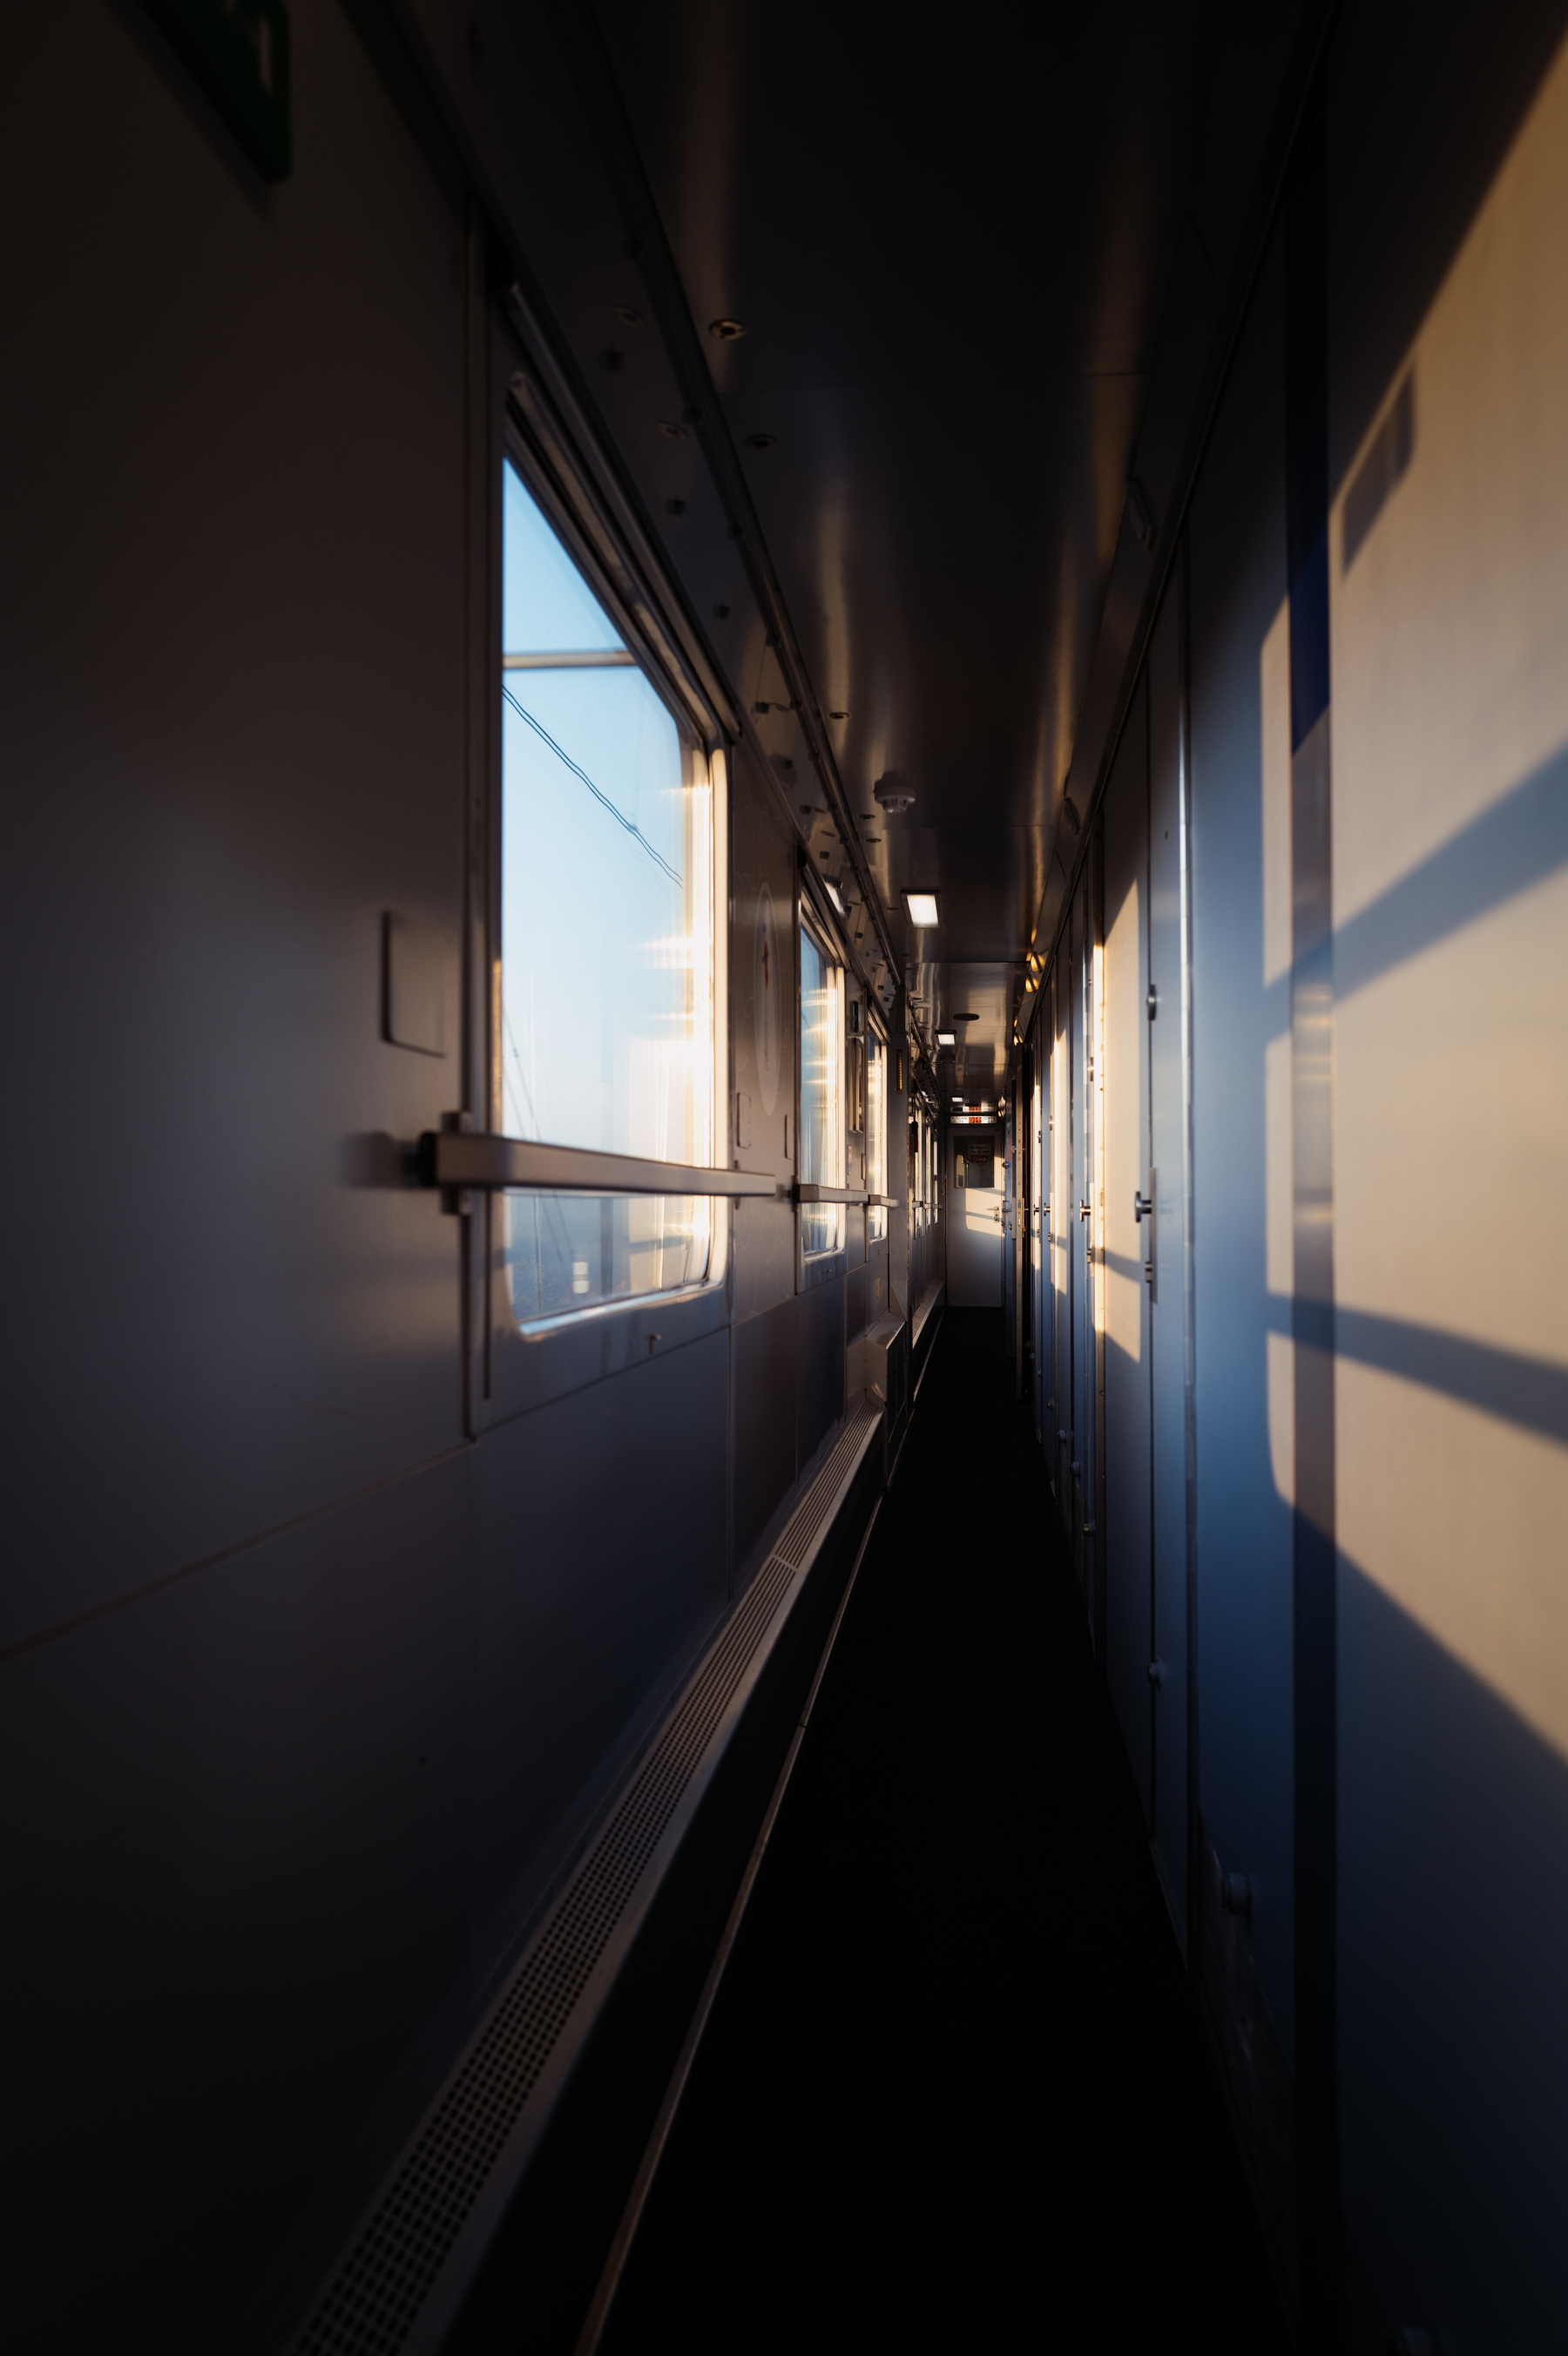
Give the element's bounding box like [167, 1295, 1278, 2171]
[1141, 1169, 1157, 1292]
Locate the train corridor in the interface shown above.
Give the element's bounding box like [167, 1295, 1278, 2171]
[595, 1310, 1286, 2355]
[14, 3, 1568, 2346]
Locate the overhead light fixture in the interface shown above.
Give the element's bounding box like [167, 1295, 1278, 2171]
[903, 890, 940, 928]
[936, 1030, 956, 1047]
[824, 878, 846, 917]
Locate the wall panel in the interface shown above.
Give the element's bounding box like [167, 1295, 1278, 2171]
[1187, 231, 1296, 2053]
[1329, 16, 1568, 2339]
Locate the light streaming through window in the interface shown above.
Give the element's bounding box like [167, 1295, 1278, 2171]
[500, 462, 714, 1324]
[867, 1031, 887, 1242]
[800, 923, 844, 1256]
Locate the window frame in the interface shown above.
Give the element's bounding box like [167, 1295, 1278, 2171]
[795, 885, 848, 1293]
[470, 311, 732, 1430]
[865, 1008, 889, 1243]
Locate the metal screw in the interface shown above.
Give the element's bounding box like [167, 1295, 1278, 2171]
[1220, 1872, 1253, 1919]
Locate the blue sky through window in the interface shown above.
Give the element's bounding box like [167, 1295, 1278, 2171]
[500, 461, 713, 1321]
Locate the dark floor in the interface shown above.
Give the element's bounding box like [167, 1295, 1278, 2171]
[598, 1309, 1288, 2353]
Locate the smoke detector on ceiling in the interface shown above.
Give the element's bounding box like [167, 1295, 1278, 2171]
[874, 774, 916, 815]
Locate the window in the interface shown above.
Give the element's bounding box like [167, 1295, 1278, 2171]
[799, 917, 844, 1257]
[499, 460, 715, 1324]
[867, 1028, 886, 1241]
[958, 1127, 998, 1187]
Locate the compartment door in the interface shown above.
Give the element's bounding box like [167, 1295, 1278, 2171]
[1149, 584, 1191, 1944]
[1103, 680, 1153, 1820]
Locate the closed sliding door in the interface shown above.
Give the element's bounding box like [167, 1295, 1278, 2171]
[1103, 680, 1153, 1820]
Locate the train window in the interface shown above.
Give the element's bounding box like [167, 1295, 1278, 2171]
[866, 1029, 886, 1241]
[799, 916, 845, 1257]
[499, 460, 715, 1324]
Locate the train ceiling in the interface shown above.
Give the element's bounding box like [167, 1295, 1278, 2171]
[476, 0, 1301, 990]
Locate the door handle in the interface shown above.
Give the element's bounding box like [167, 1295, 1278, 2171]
[1133, 1190, 1152, 1222]
[1078, 1199, 1092, 1222]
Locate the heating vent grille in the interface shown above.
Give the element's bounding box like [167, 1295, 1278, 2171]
[774, 1405, 878, 1568]
[295, 1552, 796, 2356]
[294, 1399, 879, 2356]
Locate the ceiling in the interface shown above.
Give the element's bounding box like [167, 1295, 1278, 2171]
[591, 0, 1231, 982]
[908, 961, 1014, 1101]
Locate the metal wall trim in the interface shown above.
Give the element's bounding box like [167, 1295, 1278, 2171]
[1177, 537, 1203, 1979]
[1286, 87, 1341, 2347]
[1092, 826, 1109, 1667]
[540, 5, 903, 1011]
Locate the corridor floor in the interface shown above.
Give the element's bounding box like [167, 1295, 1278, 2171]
[598, 1309, 1288, 2353]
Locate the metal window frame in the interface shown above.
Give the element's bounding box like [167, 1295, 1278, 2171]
[795, 888, 849, 1290]
[466, 289, 737, 1432]
[865, 1015, 889, 1242]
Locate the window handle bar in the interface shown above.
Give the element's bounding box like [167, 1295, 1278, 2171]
[794, 1181, 871, 1204]
[417, 1128, 781, 1199]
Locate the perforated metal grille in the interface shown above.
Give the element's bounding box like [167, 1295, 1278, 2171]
[774, 1405, 878, 1568]
[294, 1400, 879, 2356]
[294, 1554, 795, 2356]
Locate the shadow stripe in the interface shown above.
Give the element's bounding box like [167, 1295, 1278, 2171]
[1334, 739, 1568, 1000]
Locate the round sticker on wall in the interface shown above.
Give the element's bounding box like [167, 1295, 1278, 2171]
[754, 881, 781, 1117]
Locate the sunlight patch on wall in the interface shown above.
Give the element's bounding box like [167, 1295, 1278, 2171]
[1335, 864, 1568, 1360]
[1260, 597, 1292, 986]
[1333, 30, 1568, 926]
[1330, 29, 1568, 1751]
[1105, 869, 1144, 1371]
[1338, 1359, 1568, 1760]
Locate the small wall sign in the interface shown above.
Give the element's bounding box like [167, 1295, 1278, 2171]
[141, 0, 292, 182]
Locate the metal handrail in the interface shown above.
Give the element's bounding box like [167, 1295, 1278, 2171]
[418, 1130, 780, 1198]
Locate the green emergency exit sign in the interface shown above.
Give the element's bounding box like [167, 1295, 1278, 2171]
[141, 0, 292, 182]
